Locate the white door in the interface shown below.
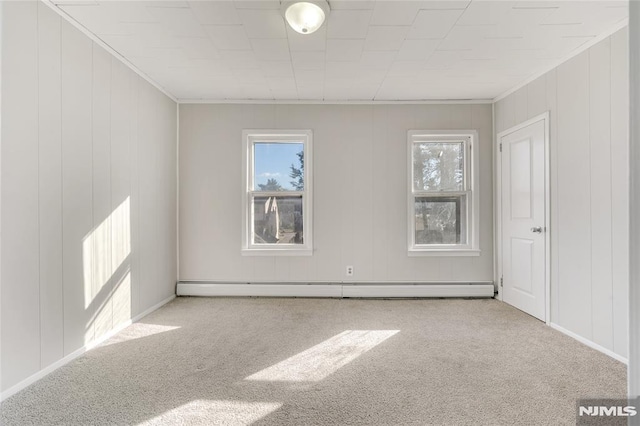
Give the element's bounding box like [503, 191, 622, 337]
[500, 116, 548, 321]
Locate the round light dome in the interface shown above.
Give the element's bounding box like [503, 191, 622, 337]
[284, 2, 327, 35]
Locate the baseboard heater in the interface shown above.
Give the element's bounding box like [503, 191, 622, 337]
[176, 282, 495, 298]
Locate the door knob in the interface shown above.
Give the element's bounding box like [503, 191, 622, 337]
[531, 226, 543, 234]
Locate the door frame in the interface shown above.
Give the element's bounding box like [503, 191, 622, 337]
[495, 112, 551, 324]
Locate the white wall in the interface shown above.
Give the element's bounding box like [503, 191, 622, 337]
[495, 27, 629, 359]
[179, 103, 493, 283]
[629, 2, 639, 400]
[1, 2, 177, 393]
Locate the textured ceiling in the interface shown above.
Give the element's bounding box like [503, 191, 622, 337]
[53, 0, 628, 101]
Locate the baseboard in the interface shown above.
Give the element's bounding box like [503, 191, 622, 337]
[342, 284, 494, 298]
[0, 294, 176, 402]
[178, 283, 342, 297]
[131, 294, 177, 324]
[549, 322, 628, 365]
[177, 282, 495, 298]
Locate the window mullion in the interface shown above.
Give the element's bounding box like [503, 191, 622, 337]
[413, 191, 467, 197]
[249, 191, 304, 197]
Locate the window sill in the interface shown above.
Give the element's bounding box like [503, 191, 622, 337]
[408, 249, 481, 257]
[241, 248, 313, 257]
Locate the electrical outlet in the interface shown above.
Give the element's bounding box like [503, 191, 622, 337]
[346, 265, 354, 276]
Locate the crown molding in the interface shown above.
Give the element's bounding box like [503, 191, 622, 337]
[494, 18, 629, 103]
[41, 0, 178, 103]
[177, 98, 494, 105]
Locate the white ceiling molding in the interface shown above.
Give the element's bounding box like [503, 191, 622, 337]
[42, 0, 178, 103]
[493, 17, 629, 103]
[177, 98, 493, 105]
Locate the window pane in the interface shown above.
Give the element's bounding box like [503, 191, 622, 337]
[413, 142, 464, 191]
[254, 143, 304, 191]
[253, 196, 304, 244]
[414, 196, 467, 245]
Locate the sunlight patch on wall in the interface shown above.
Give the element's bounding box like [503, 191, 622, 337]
[83, 197, 131, 308]
[101, 321, 179, 347]
[139, 400, 282, 426]
[112, 271, 132, 329]
[94, 292, 113, 339]
[245, 330, 399, 382]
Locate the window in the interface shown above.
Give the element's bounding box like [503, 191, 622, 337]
[408, 130, 480, 255]
[242, 130, 312, 255]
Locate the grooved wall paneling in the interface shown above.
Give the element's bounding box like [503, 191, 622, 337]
[495, 27, 629, 358]
[179, 103, 493, 283]
[1, 3, 177, 393]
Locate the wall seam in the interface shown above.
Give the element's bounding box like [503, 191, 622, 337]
[176, 104, 180, 284]
[36, 0, 42, 371]
[559, 70, 563, 327]
[90, 42, 94, 343]
[108, 53, 113, 332]
[59, 13, 64, 357]
[552, 70, 560, 325]
[136, 78, 141, 316]
[0, 0, 3, 391]
[586, 49, 595, 342]
[543, 73, 549, 320]
[609, 35, 615, 351]
[629, 1, 639, 398]
[370, 106, 374, 280]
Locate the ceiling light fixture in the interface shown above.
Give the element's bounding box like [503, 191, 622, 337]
[282, 0, 330, 35]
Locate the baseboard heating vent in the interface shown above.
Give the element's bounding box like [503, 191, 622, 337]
[177, 282, 495, 298]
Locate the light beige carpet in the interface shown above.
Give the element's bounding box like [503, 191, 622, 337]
[0, 297, 627, 425]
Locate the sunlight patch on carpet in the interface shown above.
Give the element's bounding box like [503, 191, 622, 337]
[101, 323, 180, 347]
[139, 400, 282, 426]
[245, 330, 399, 382]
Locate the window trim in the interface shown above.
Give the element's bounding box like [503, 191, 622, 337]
[407, 130, 480, 256]
[241, 129, 313, 256]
